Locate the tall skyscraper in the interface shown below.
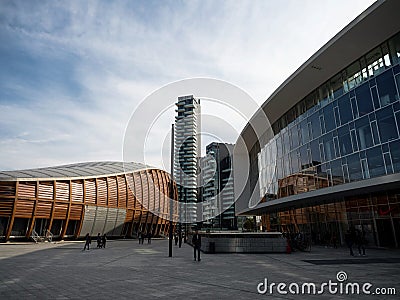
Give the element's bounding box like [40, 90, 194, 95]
[201, 142, 236, 230]
[174, 95, 201, 226]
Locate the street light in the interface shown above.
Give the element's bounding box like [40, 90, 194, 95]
[169, 124, 174, 257]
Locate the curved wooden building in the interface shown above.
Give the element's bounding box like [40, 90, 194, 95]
[0, 162, 177, 241]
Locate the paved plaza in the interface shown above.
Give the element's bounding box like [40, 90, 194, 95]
[0, 239, 399, 299]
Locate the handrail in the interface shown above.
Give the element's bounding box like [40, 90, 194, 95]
[31, 229, 41, 243]
[45, 230, 53, 242]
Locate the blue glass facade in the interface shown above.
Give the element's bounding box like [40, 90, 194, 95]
[258, 32, 400, 198]
[256, 32, 400, 248]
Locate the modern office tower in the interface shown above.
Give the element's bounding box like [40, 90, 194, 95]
[201, 142, 236, 230]
[235, 0, 400, 247]
[174, 95, 201, 226]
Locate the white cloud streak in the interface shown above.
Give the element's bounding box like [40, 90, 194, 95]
[0, 0, 376, 170]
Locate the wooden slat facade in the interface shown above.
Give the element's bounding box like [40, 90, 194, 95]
[0, 168, 176, 241]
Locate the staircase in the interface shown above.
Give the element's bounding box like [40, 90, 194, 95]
[31, 229, 42, 243]
[31, 229, 53, 243]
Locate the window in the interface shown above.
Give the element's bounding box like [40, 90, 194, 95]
[347, 153, 362, 181]
[310, 113, 321, 139]
[337, 94, 352, 124]
[310, 140, 320, 164]
[360, 158, 370, 179]
[376, 106, 398, 143]
[389, 140, 400, 172]
[384, 152, 393, 174]
[366, 147, 386, 177]
[365, 46, 385, 77]
[330, 159, 343, 185]
[299, 145, 310, 168]
[319, 115, 326, 134]
[376, 70, 398, 106]
[333, 136, 340, 158]
[347, 61, 362, 90]
[342, 163, 350, 183]
[370, 120, 380, 145]
[350, 128, 358, 152]
[355, 116, 373, 150]
[395, 73, 400, 100]
[338, 126, 352, 156]
[371, 86, 380, 109]
[388, 32, 400, 65]
[323, 133, 334, 161]
[299, 121, 309, 144]
[330, 73, 344, 99]
[290, 125, 299, 149]
[290, 151, 299, 173]
[323, 103, 336, 132]
[355, 83, 374, 116]
[350, 96, 359, 119]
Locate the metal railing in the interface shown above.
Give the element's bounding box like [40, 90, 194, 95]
[31, 229, 53, 243]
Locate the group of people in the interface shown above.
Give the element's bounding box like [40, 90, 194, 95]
[174, 232, 184, 248]
[137, 231, 152, 244]
[82, 233, 106, 251]
[345, 226, 367, 256]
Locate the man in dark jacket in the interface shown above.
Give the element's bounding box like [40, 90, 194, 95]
[192, 230, 201, 261]
[83, 233, 91, 251]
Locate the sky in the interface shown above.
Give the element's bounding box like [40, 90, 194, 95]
[0, 0, 376, 171]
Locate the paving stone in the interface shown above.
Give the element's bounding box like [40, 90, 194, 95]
[0, 240, 399, 299]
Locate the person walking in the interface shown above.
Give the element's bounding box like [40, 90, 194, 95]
[83, 233, 91, 251]
[147, 232, 152, 244]
[356, 229, 366, 256]
[174, 233, 178, 246]
[96, 233, 102, 248]
[192, 230, 201, 261]
[141, 232, 145, 244]
[344, 228, 355, 256]
[102, 234, 107, 248]
[138, 231, 142, 244]
[178, 231, 182, 248]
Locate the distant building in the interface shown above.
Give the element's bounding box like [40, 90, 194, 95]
[201, 142, 236, 230]
[174, 95, 201, 226]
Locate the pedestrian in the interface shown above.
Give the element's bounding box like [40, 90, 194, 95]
[96, 233, 102, 248]
[356, 229, 366, 256]
[174, 233, 178, 246]
[344, 228, 355, 256]
[331, 233, 338, 249]
[192, 229, 201, 261]
[178, 232, 182, 248]
[83, 233, 91, 251]
[102, 234, 107, 248]
[147, 232, 152, 244]
[141, 232, 145, 244]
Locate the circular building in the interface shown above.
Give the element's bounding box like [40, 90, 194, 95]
[235, 0, 400, 247]
[0, 161, 176, 241]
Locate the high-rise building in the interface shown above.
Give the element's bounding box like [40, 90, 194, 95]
[201, 142, 236, 230]
[174, 95, 201, 226]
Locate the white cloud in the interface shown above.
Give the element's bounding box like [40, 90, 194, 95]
[0, 0, 376, 170]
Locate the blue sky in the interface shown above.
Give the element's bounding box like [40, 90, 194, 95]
[0, 0, 375, 171]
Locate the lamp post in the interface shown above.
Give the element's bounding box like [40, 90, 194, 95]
[169, 124, 174, 257]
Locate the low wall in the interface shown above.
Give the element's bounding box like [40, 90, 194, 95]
[197, 232, 287, 253]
